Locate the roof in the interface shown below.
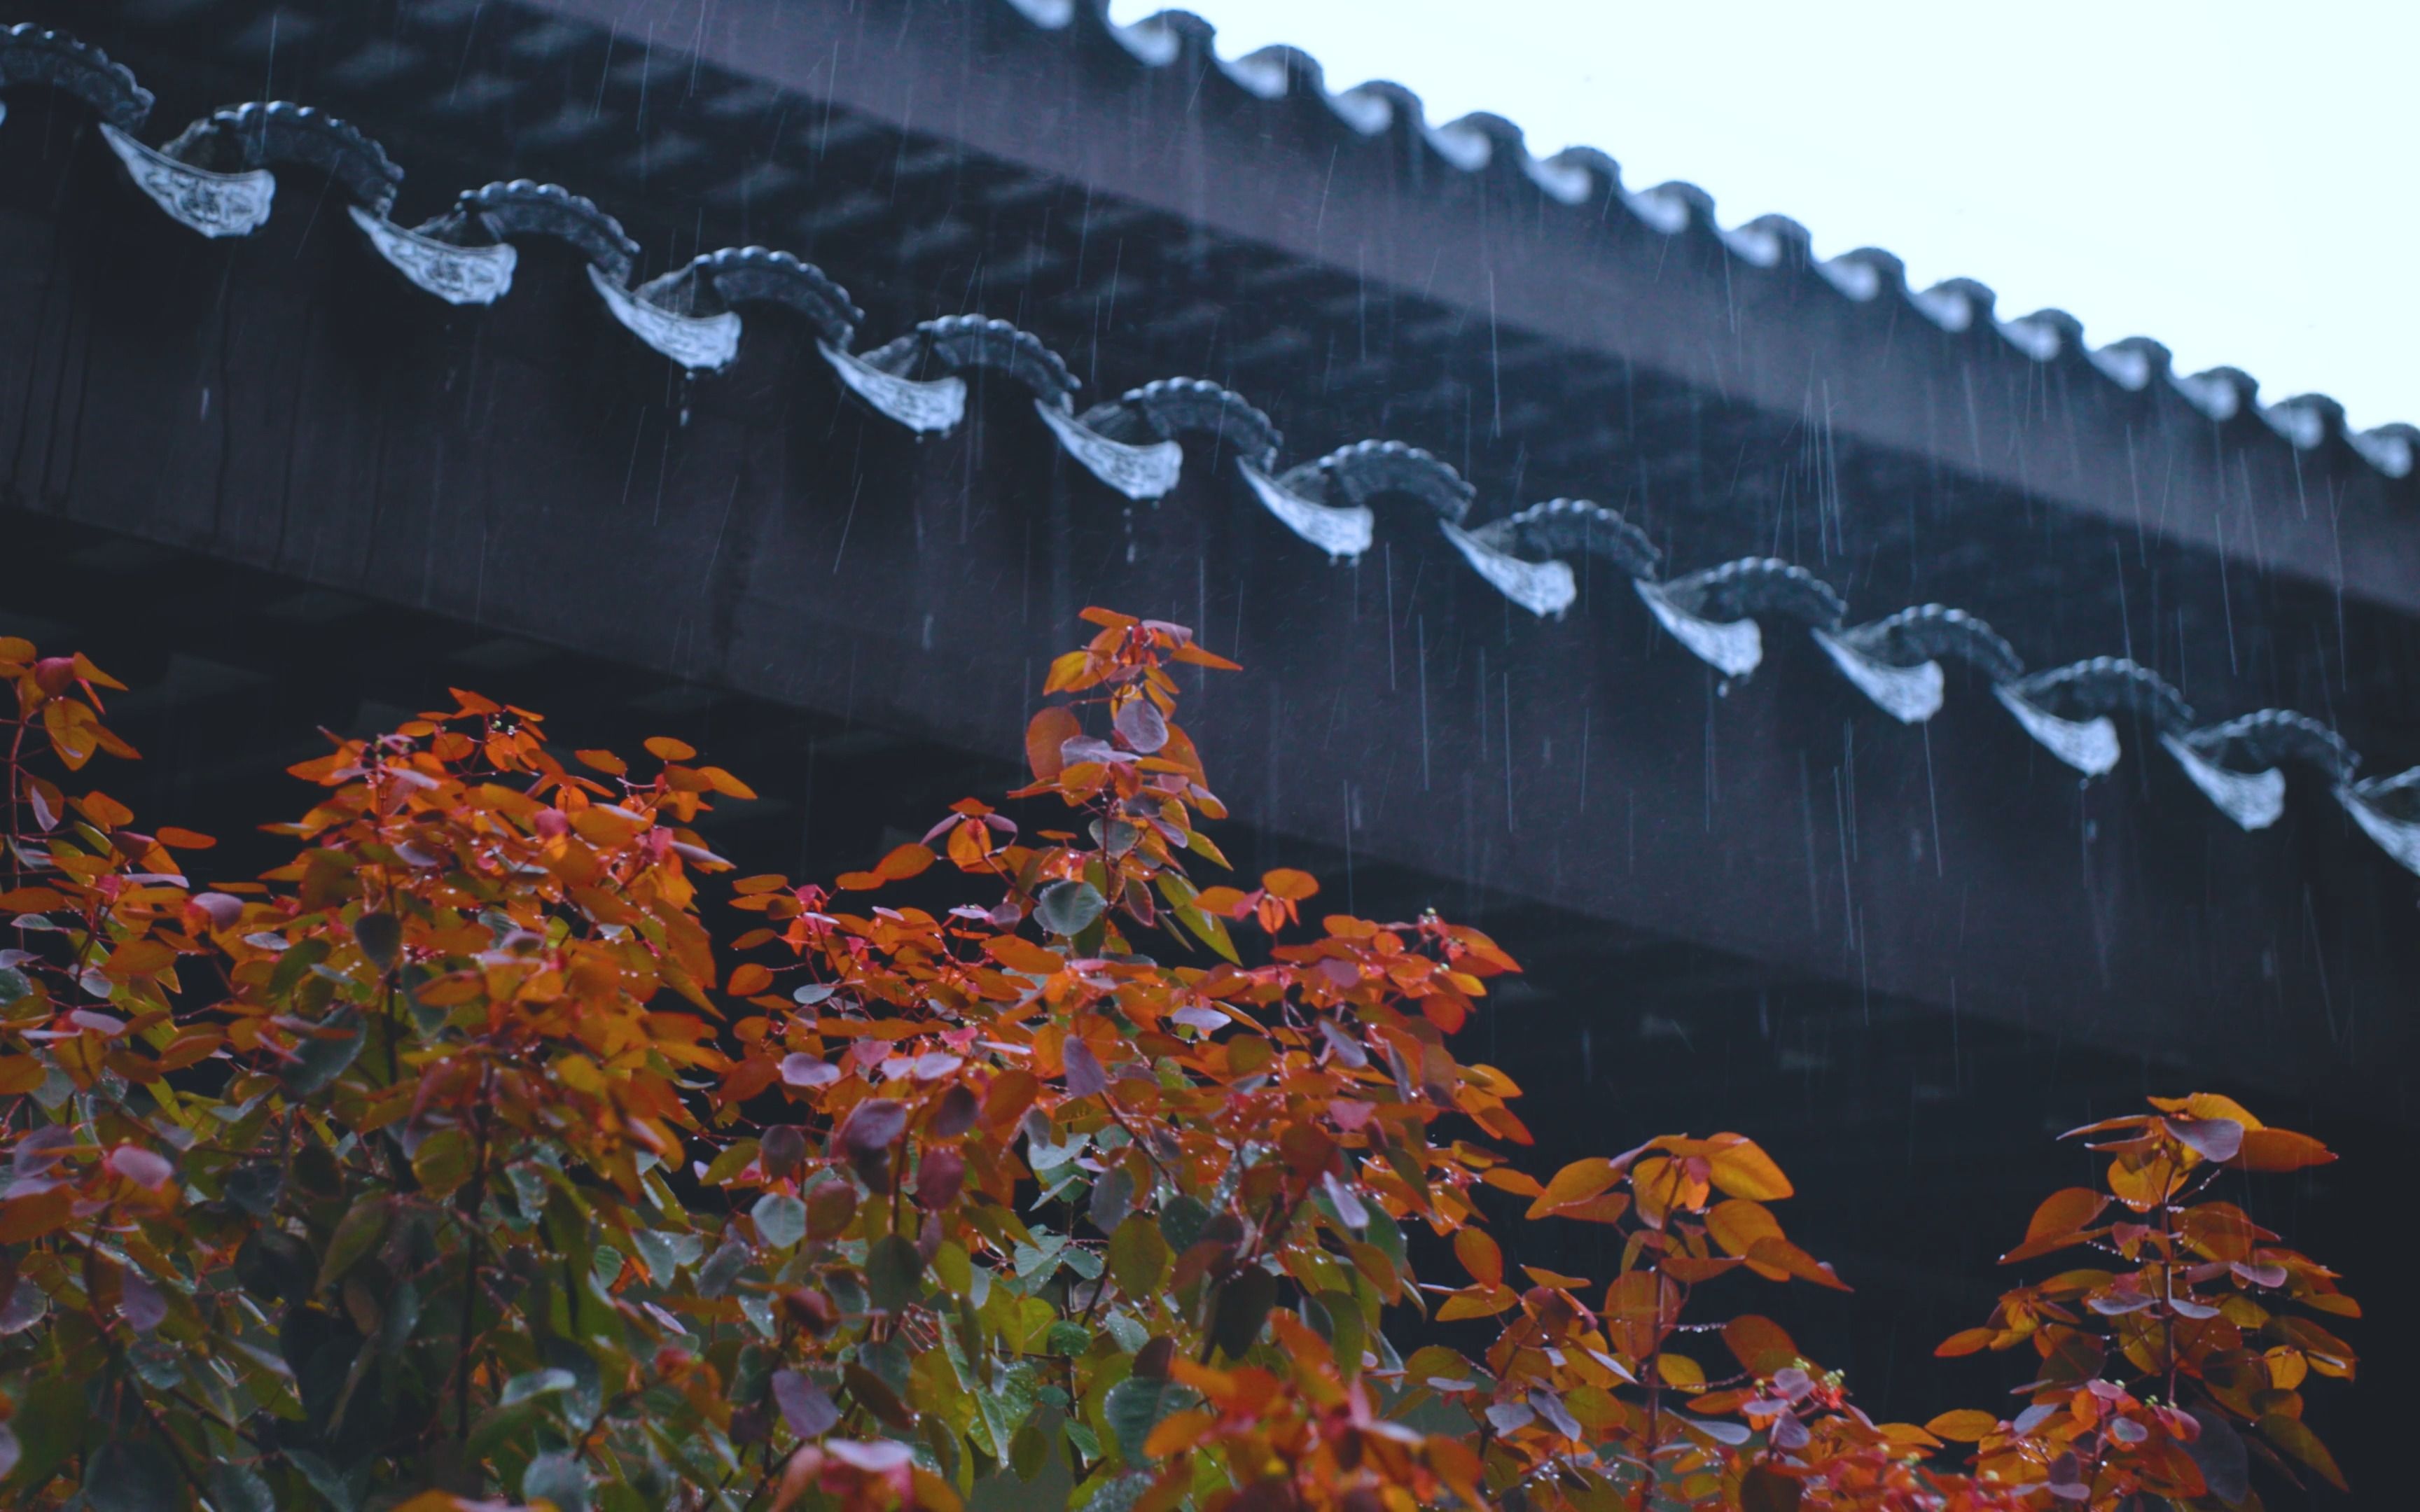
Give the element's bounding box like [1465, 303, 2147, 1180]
[5, 10, 2419, 883]
[1085, 5, 2419, 477]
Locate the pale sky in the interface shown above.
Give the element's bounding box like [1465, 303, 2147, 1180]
[1102, 0, 2419, 434]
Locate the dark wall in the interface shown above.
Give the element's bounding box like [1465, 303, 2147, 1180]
[4, 104, 2413, 1105]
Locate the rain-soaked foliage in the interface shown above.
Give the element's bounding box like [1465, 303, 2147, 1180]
[0, 617, 2355, 1511]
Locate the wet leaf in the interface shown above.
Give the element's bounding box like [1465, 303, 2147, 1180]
[868, 1233, 926, 1311]
[523, 1450, 592, 1512]
[1110, 1214, 1169, 1296]
[353, 911, 401, 969]
[2260, 1411, 2344, 1490]
[85, 1438, 181, 1512]
[1113, 697, 1167, 754]
[1208, 1268, 1279, 1359]
[753, 1193, 808, 1251]
[1035, 880, 1107, 938]
[318, 1196, 389, 1294]
[773, 1368, 841, 1439]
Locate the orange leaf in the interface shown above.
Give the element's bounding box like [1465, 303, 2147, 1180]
[728, 964, 774, 997]
[1452, 1228, 1504, 1287]
[1142, 1408, 1216, 1459]
[1025, 706, 1080, 783]
[875, 844, 935, 882]
[2001, 1187, 2108, 1264]
[1706, 1198, 1784, 1258]
[1704, 1135, 1793, 1200]
[700, 766, 758, 800]
[0, 1185, 74, 1243]
[1924, 1410, 2001, 1443]
[1171, 643, 1242, 671]
[2148, 1092, 2263, 1130]
[1546, 1191, 1632, 1225]
[986, 937, 1063, 975]
[1481, 1168, 1545, 1198]
[1524, 1158, 1620, 1219]
[1079, 606, 1139, 631]
[1744, 1236, 1849, 1291]
[1435, 1284, 1517, 1322]
[1520, 1265, 1592, 1291]
[576, 750, 628, 776]
[1723, 1315, 1800, 1376]
[645, 736, 697, 761]
[1934, 1328, 1996, 1358]
[153, 826, 216, 849]
[2229, 1128, 2334, 1172]
[1194, 886, 1250, 918]
[1260, 869, 1319, 902]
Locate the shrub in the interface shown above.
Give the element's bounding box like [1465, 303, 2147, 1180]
[0, 615, 2352, 1511]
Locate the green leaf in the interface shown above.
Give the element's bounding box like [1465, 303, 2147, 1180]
[1314, 1290, 1365, 1378]
[1078, 1470, 1153, 1512]
[207, 1464, 277, 1512]
[702, 1139, 760, 1186]
[85, 1437, 184, 1512]
[751, 1193, 807, 1251]
[1157, 1195, 1210, 1254]
[1104, 1377, 1195, 1466]
[284, 1448, 363, 1512]
[524, 1450, 593, 1512]
[1172, 904, 1239, 965]
[410, 1127, 473, 1199]
[631, 1228, 704, 1282]
[469, 1401, 541, 1462]
[1208, 1268, 1279, 1360]
[971, 1360, 1045, 1460]
[236, 1230, 314, 1306]
[317, 1196, 389, 1294]
[697, 1240, 749, 1298]
[1010, 1418, 1052, 1481]
[1035, 881, 1107, 937]
[502, 1367, 578, 1406]
[1088, 1168, 1134, 1235]
[868, 1233, 926, 1312]
[352, 911, 401, 969]
[1041, 1323, 1089, 1362]
[929, 1240, 973, 1296]
[282, 1008, 365, 1097]
[0, 967, 31, 1007]
[2, 1372, 83, 1492]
